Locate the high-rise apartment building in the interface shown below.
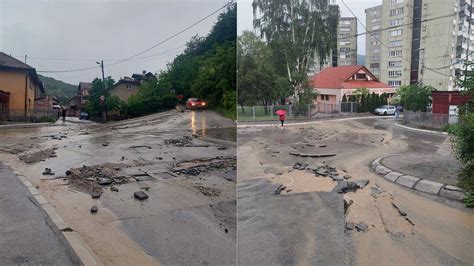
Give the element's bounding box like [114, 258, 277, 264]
[337, 17, 358, 66]
[365, 5, 383, 78]
[365, 0, 473, 90]
[315, 16, 358, 72]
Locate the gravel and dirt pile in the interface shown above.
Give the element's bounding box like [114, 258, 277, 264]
[18, 148, 57, 163]
[172, 156, 237, 177]
[65, 163, 128, 195]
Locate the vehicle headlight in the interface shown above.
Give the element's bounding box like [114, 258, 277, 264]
[202, 102, 206, 106]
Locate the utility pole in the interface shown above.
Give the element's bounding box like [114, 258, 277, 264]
[24, 55, 27, 64]
[96, 60, 106, 122]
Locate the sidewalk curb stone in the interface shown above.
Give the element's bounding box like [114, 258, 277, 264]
[370, 156, 466, 202]
[10, 169, 100, 265]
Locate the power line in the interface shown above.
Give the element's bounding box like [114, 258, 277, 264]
[105, 1, 234, 68]
[31, 1, 233, 73]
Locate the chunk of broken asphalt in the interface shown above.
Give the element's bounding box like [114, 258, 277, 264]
[134, 191, 149, 201]
[355, 222, 369, 232]
[354, 179, 369, 189]
[333, 181, 359, 193]
[90, 205, 98, 213]
[91, 192, 101, 199]
[274, 184, 286, 195]
[98, 178, 112, 185]
[345, 222, 354, 230]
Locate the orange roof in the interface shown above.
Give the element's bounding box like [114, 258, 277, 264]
[311, 65, 392, 89]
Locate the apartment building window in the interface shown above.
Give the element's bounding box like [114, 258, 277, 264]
[371, 48, 380, 53]
[390, 29, 403, 36]
[339, 34, 350, 39]
[341, 20, 351, 25]
[371, 40, 380, 46]
[371, 55, 380, 61]
[389, 0, 403, 5]
[340, 47, 351, 52]
[388, 61, 402, 67]
[388, 50, 403, 57]
[372, 25, 381, 30]
[390, 7, 404, 16]
[339, 27, 351, 32]
[389, 18, 403, 27]
[388, 70, 402, 77]
[388, 80, 402, 86]
[371, 18, 380, 23]
[340, 41, 351, 46]
[370, 63, 380, 68]
[389, 40, 403, 47]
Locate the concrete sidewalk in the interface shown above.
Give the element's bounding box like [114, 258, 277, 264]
[0, 163, 81, 265]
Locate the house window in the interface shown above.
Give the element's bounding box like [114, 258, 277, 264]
[388, 61, 402, 67]
[389, 0, 403, 5]
[389, 40, 403, 47]
[356, 73, 367, 80]
[389, 18, 403, 27]
[320, 95, 329, 101]
[126, 84, 132, 89]
[388, 80, 402, 86]
[388, 50, 403, 57]
[390, 29, 403, 37]
[388, 70, 402, 77]
[390, 7, 404, 16]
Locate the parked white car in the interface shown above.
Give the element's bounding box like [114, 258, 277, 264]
[374, 105, 396, 116]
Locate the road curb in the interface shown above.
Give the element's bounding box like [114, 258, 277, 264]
[11, 170, 101, 265]
[237, 115, 396, 128]
[370, 156, 466, 202]
[395, 123, 449, 135]
[0, 122, 59, 130]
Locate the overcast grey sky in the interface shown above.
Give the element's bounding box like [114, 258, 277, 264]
[237, 0, 379, 57]
[0, 0, 229, 85]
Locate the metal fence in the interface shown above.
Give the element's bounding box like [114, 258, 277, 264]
[402, 110, 454, 130]
[0, 109, 59, 123]
[237, 102, 359, 121]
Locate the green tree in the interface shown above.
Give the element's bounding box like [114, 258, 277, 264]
[237, 31, 291, 108]
[397, 83, 434, 112]
[252, 0, 339, 101]
[449, 62, 474, 207]
[85, 77, 115, 115]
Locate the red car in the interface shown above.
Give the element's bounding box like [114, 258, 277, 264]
[186, 98, 207, 109]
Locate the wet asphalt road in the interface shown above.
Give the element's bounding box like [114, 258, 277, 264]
[0, 163, 81, 265]
[0, 110, 236, 265]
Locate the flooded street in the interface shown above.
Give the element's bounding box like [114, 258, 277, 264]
[0, 110, 236, 265]
[237, 117, 474, 265]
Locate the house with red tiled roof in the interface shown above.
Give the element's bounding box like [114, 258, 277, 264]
[311, 65, 395, 104]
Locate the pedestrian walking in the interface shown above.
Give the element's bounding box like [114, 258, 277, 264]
[395, 105, 400, 121]
[61, 108, 66, 123]
[275, 109, 287, 129]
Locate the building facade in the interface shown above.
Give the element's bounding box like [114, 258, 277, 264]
[67, 82, 91, 117]
[365, 5, 383, 78]
[0, 52, 45, 120]
[366, 0, 474, 91]
[337, 17, 358, 66]
[311, 65, 395, 104]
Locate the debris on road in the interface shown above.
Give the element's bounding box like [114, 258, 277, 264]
[354, 179, 369, 189]
[19, 148, 57, 164]
[91, 191, 101, 199]
[392, 202, 407, 216]
[164, 136, 193, 147]
[90, 205, 98, 213]
[129, 145, 152, 149]
[274, 184, 286, 194]
[332, 181, 359, 193]
[344, 197, 353, 214]
[171, 156, 236, 177]
[345, 222, 354, 231]
[64, 164, 128, 195]
[102, 142, 109, 147]
[290, 151, 336, 158]
[355, 222, 369, 232]
[134, 191, 149, 201]
[42, 168, 55, 176]
[293, 162, 307, 170]
[194, 185, 221, 197]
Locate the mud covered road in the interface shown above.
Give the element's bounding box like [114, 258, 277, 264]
[238, 117, 474, 265]
[0, 110, 236, 265]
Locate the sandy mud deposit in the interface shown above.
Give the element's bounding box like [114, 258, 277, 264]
[0, 110, 236, 265]
[238, 117, 474, 265]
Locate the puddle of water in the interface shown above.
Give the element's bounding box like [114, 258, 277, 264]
[198, 127, 236, 141]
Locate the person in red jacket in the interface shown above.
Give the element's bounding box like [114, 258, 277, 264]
[279, 113, 286, 128]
